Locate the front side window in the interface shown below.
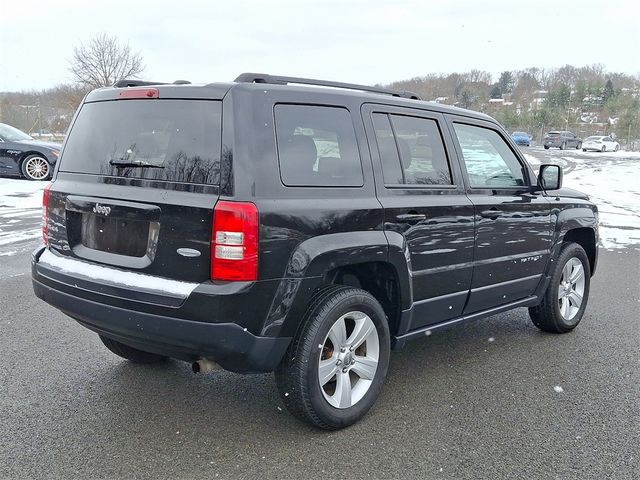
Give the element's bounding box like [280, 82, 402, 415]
[452, 123, 526, 188]
[372, 113, 452, 186]
[274, 105, 363, 187]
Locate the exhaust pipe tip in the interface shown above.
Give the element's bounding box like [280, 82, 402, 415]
[192, 359, 220, 374]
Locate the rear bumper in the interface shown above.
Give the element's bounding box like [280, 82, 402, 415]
[31, 247, 291, 373]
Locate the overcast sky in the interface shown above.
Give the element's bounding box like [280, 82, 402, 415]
[1, 0, 638, 92]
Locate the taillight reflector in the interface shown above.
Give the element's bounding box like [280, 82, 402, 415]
[42, 183, 52, 245]
[211, 201, 258, 281]
[118, 88, 159, 99]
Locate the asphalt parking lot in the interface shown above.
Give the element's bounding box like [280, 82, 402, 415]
[1, 148, 639, 479]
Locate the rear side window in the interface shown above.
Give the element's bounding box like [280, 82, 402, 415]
[372, 113, 452, 186]
[60, 100, 221, 185]
[274, 105, 363, 187]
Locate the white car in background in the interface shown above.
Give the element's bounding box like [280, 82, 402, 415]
[582, 136, 620, 152]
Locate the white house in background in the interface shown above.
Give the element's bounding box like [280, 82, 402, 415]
[529, 90, 548, 110]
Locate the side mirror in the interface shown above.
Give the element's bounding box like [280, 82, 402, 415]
[538, 164, 562, 190]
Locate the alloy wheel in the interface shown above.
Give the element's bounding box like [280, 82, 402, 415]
[24, 156, 49, 180]
[557, 257, 585, 321]
[318, 311, 379, 409]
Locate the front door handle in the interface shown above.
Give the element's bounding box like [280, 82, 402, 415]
[396, 213, 426, 223]
[480, 208, 503, 219]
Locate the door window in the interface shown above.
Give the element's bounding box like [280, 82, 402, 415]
[372, 113, 452, 186]
[452, 123, 527, 188]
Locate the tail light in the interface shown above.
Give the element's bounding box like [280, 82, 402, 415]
[42, 183, 52, 245]
[211, 201, 258, 281]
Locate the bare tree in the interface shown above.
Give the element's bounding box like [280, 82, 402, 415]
[70, 33, 144, 88]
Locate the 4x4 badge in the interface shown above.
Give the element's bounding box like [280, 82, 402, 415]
[93, 203, 111, 216]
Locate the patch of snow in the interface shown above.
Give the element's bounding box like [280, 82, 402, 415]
[554, 385, 564, 393]
[38, 248, 198, 297]
[0, 250, 17, 257]
[488, 337, 495, 342]
[0, 229, 41, 246]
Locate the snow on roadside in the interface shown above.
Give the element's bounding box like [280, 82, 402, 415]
[523, 152, 640, 250]
[0, 179, 45, 248]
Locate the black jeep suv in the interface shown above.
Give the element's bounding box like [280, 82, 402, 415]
[32, 74, 598, 430]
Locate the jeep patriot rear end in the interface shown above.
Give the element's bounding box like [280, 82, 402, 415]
[32, 74, 598, 429]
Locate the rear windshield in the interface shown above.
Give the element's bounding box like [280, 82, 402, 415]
[60, 100, 222, 185]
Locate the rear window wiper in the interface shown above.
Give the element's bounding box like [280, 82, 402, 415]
[109, 159, 165, 168]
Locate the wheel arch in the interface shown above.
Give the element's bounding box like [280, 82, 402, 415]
[265, 231, 412, 338]
[562, 227, 597, 275]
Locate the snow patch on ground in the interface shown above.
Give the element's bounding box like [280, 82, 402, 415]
[523, 152, 640, 250]
[0, 179, 45, 248]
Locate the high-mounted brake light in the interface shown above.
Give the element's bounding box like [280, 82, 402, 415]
[42, 183, 52, 245]
[211, 201, 259, 281]
[118, 88, 159, 99]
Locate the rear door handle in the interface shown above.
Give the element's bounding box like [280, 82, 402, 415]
[480, 208, 503, 219]
[396, 213, 426, 223]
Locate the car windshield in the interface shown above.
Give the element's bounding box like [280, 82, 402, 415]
[546, 132, 560, 136]
[513, 132, 527, 136]
[0, 123, 33, 142]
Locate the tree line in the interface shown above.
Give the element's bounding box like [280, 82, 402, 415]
[384, 65, 640, 144]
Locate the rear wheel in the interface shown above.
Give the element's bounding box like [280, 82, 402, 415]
[544, 145, 549, 150]
[99, 335, 167, 364]
[529, 242, 590, 333]
[21, 154, 51, 181]
[275, 286, 390, 430]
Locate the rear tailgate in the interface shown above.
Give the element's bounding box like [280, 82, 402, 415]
[46, 96, 222, 284]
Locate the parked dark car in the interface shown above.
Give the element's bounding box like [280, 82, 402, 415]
[543, 131, 582, 150]
[32, 74, 598, 430]
[511, 131, 531, 146]
[0, 123, 61, 180]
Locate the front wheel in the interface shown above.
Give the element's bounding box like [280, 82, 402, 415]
[529, 242, 591, 333]
[544, 146, 550, 150]
[275, 286, 390, 430]
[582, 149, 587, 152]
[614, 145, 619, 152]
[601, 145, 606, 152]
[21, 154, 51, 181]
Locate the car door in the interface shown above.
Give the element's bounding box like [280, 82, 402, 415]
[447, 116, 553, 313]
[362, 104, 475, 331]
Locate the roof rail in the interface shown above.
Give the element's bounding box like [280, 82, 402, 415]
[113, 79, 168, 88]
[234, 73, 421, 100]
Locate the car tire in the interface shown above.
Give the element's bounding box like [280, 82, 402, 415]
[615, 145, 619, 152]
[601, 146, 606, 152]
[275, 285, 390, 430]
[582, 149, 587, 152]
[21, 154, 51, 181]
[544, 146, 549, 150]
[529, 242, 591, 334]
[99, 335, 168, 364]
[560, 142, 566, 150]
